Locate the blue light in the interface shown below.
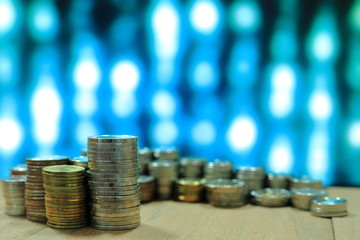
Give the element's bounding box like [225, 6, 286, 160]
[0, 0, 18, 36]
[0, 44, 18, 85]
[189, 0, 221, 36]
[229, 0, 261, 33]
[270, 21, 297, 60]
[152, 119, 179, 146]
[348, 120, 360, 148]
[76, 120, 97, 147]
[110, 60, 140, 92]
[191, 119, 216, 146]
[308, 88, 333, 123]
[268, 135, 294, 174]
[112, 93, 137, 118]
[151, 89, 177, 118]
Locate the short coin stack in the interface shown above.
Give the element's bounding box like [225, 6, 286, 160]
[290, 176, 323, 189]
[87, 135, 141, 231]
[139, 175, 155, 203]
[310, 197, 348, 217]
[2, 179, 26, 216]
[236, 166, 265, 192]
[10, 164, 27, 180]
[43, 165, 88, 229]
[291, 188, 327, 210]
[25, 156, 69, 223]
[204, 159, 233, 180]
[174, 179, 205, 202]
[70, 156, 89, 169]
[138, 148, 153, 174]
[266, 173, 292, 189]
[153, 147, 179, 161]
[205, 179, 247, 207]
[148, 161, 178, 200]
[251, 188, 291, 207]
[178, 158, 206, 178]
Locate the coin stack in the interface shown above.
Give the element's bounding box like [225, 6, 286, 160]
[70, 156, 89, 169]
[139, 175, 155, 203]
[153, 147, 179, 161]
[204, 179, 247, 207]
[10, 164, 27, 180]
[87, 135, 141, 231]
[204, 159, 233, 180]
[236, 166, 265, 192]
[291, 188, 327, 210]
[2, 179, 26, 216]
[266, 173, 292, 189]
[178, 158, 206, 178]
[174, 179, 205, 203]
[148, 161, 178, 200]
[251, 188, 291, 207]
[310, 197, 348, 217]
[290, 176, 323, 189]
[139, 147, 153, 174]
[43, 165, 88, 229]
[25, 156, 69, 223]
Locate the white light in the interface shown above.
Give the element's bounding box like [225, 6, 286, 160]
[348, 121, 360, 148]
[191, 120, 216, 145]
[193, 61, 214, 87]
[76, 120, 97, 147]
[0, 0, 16, 34]
[271, 64, 295, 90]
[312, 31, 333, 61]
[308, 89, 333, 121]
[190, 0, 219, 35]
[269, 93, 294, 119]
[269, 136, 293, 173]
[73, 48, 101, 90]
[233, 1, 257, 30]
[307, 130, 329, 180]
[0, 54, 12, 83]
[153, 120, 178, 146]
[112, 93, 136, 117]
[73, 90, 97, 117]
[227, 115, 257, 153]
[152, 90, 176, 118]
[110, 60, 140, 92]
[34, 6, 54, 32]
[0, 118, 22, 152]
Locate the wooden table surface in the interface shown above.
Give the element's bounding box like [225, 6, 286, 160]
[0, 186, 358, 240]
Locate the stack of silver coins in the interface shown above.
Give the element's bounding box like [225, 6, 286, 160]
[251, 188, 291, 207]
[310, 197, 348, 217]
[204, 159, 233, 180]
[236, 166, 265, 192]
[290, 176, 323, 189]
[153, 147, 179, 161]
[204, 179, 247, 207]
[178, 157, 206, 178]
[148, 161, 178, 200]
[10, 164, 27, 180]
[70, 156, 88, 169]
[266, 173, 292, 189]
[291, 188, 327, 210]
[138, 147, 153, 174]
[25, 156, 69, 223]
[87, 135, 141, 230]
[2, 179, 26, 216]
[139, 175, 155, 203]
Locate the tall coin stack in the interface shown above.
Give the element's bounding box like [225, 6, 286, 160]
[10, 164, 27, 180]
[25, 156, 69, 223]
[148, 161, 178, 200]
[178, 158, 206, 178]
[2, 179, 26, 216]
[87, 135, 141, 231]
[204, 159, 233, 180]
[153, 147, 179, 161]
[205, 179, 247, 207]
[291, 188, 327, 210]
[139, 148, 153, 174]
[236, 166, 265, 192]
[139, 175, 155, 203]
[174, 179, 205, 203]
[266, 173, 292, 189]
[70, 156, 89, 169]
[290, 176, 323, 189]
[43, 165, 88, 229]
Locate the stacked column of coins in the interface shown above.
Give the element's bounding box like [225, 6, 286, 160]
[10, 164, 27, 180]
[139, 148, 153, 174]
[236, 166, 265, 192]
[43, 165, 88, 229]
[174, 179, 205, 202]
[70, 156, 89, 169]
[310, 197, 348, 217]
[204, 159, 233, 180]
[205, 179, 247, 207]
[266, 173, 292, 189]
[153, 147, 179, 161]
[290, 176, 323, 189]
[139, 175, 155, 203]
[2, 179, 26, 216]
[148, 161, 178, 200]
[251, 188, 291, 207]
[291, 188, 327, 210]
[87, 135, 141, 231]
[25, 156, 69, 223]
[178, 158, 206, 178]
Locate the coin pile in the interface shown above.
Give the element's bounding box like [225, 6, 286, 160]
[290, 176, 323, 189]
[291, 188, 327, 210]
[2, 179, 26, 216]
[43, 165, 88, 229]
[266, 173, 292, 189]
[25, 156, 69, 223]
[87, 135, 141, 231]
[236, 166, 265, 192]
[174, 179, 205, 203]
[310, 197, 348, 217]
[139, 175, 155, 203]
[178, 158, 206, 178]
[148, 161, 178, 200]
[153, 147, 179, 161]
[10, 164, 27, 180]
[70, 156, 89, 169]
[251, 188, 291, 207]
[204, 159, 233, 180]
[205, 179, 247, 207]
[139, 147, 153, 174]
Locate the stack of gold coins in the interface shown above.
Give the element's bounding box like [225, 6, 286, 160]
[139, 175, 155, 203]
[10, 164, 27, 180]
[251, 188, 291, 207]
[204, 159, 233, 180]
[174, 179, 205, 203]
[139, 147, 153, 174]
[205, 179, 247, 207]
[310, 197, 348, 217]
[290, 176, 323, 189]
[153, 147, 179, 161]
[178, 158, 206, 178]
[266, 173, 292, 189]
[236, 166, 265, 192]
[70, 156, 88, 169]
[2, 179, 26, 216]
[25, 156, 69, 223]
[87, 135, 141, 231]
[148, 161, 178, 200]
[43, 165, 88, 229]
[291, 188, 327, 210]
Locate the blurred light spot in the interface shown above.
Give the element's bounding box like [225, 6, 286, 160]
[110, 60, 140, 92]
[348, 121, 360, 148]
[308, 89, 332, 121]
[153, 120, 178, 145]
[73, 90, 97, 117]
[0, 53, 12, 83]
[270, 26, 297, 59]
[76, 120, 97, 146]
[269, 136, 293, 173]
[192, 120, 216, 145]
[0, 0, 16, 34]
[230, 0, 260, 33]
[349, 0, 360, 31]
[152, 90, 176, 118]
[112, 93, 136, 117]
[0, 118, 22, 153]
[227, 115, 257, 153]
[193, 61, 214, 87]
[73, 48, 101, 90]
[312, 32, 333, 61]
[189, 0, 219, 35]
[307, 130, 329, 180]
